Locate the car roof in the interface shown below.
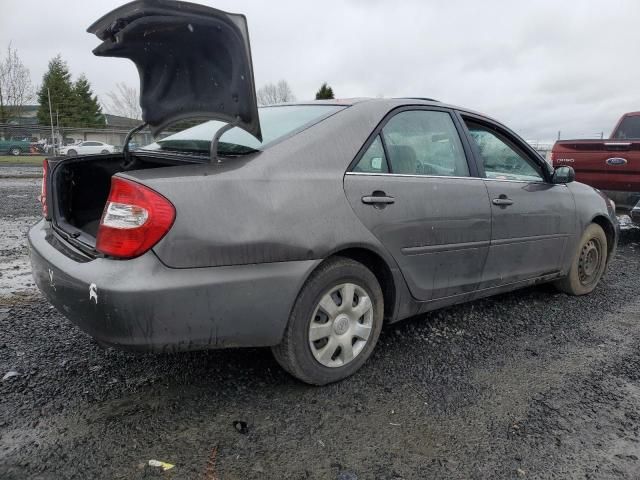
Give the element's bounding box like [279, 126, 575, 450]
[261, 97, 489, 118]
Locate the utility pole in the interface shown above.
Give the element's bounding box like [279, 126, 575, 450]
[557, 130, 561, 140]
[47, 88, 55, 155]
[56, 110, 60, 150]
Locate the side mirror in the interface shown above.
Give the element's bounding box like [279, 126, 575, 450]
[552, 166, 575, 184]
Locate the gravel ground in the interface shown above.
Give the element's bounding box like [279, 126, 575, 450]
[1, 173, 640, 479]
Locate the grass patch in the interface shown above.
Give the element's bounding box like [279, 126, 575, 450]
[0, 155, 44, 165]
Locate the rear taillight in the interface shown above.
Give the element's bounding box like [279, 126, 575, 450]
[40, 160, 48, 217]
[96, 177, 175, 259]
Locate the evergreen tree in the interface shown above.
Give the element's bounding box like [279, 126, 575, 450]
[37, 55, 74, 127]
[73, 74, 103, 127]
[315, 82, 335, 100]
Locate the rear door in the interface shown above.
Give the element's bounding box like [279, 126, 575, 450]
[344, 107, 492, 301]
[460, 115, 576, 288]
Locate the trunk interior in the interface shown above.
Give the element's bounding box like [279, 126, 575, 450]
[51, 154, 188, 250]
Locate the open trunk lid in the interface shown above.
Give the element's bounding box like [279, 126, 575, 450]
[87, 0, 261, 140]
[41, 1, 267, 259]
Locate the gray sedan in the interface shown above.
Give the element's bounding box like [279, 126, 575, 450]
[29, 0, 618, 384]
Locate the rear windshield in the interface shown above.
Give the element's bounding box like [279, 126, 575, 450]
[142, 105, 345, 156]
[612, 115, 640, 139]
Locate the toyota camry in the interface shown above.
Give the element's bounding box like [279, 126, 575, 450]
[29, 0, 618, 384]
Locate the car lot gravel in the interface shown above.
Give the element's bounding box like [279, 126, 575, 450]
[1, 172, 640, 479]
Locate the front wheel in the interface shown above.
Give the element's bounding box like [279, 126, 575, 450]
[101, 149, 109, 154]
[554, 223, 608, 295]
[10, 147, 21, 156]
[272, 257, 384, 385]
[67, 149, 77, 156]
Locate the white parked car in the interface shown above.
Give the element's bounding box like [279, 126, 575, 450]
[59, 141, 116, 156]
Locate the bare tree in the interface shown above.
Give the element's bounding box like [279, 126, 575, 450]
[0, 43, 34, 123]
[105, 82, 142, 119]
[256, 80, 296, 106]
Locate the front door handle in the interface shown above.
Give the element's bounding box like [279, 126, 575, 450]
[362, 195, 395, 205]
[492, 195, 514, 206]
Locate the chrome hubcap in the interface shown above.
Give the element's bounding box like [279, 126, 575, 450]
[308, 283, 374, 368]
[578, 238, 601, 286]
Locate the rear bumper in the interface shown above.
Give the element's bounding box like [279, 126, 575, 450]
[28, 219, 319, 352]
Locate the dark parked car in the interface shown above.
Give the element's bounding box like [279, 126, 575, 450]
[29, 0, 618, 385]
[0, 136, 31, 156]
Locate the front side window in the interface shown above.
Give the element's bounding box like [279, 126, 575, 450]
[353, 135, 389, 173]
[381, 110, 469, 177]
[466, 122, 543, 182]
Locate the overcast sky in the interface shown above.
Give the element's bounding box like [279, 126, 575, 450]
[2, 0, 639, 141]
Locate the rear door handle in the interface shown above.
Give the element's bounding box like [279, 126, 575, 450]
[492, 197, 514, 206]
[362, 195, 395, 205]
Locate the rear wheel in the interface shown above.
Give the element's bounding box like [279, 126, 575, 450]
[272, 257, 384, 385]
[10, 147, 21, 156]
[554, 223, 607, 295]
[101, 149, 109, 154]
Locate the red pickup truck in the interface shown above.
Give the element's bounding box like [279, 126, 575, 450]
[551, 112, 640, 223]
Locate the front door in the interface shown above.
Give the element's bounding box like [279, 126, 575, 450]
[462, 118, 576, 288]
[344, 108, 492, 301]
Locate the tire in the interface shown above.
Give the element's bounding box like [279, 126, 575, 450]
[554, 223, 608, 296]
[10, 147, 21, 156]
[272, 257, 384, 385]
[101, 149, 109, 154]
[67, 149, 77, 156]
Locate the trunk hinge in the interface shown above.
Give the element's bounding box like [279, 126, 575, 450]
[122, 122, 148, 169]
[210, 116, 241, 163]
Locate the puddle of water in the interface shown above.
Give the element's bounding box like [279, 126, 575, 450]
[0, 177, 41, 187]
[0, 216, 38, 296]
[0, 167, 42, 179]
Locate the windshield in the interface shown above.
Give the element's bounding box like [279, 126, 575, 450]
[612, 115, 640, 139]
[143, 104, 345, 156]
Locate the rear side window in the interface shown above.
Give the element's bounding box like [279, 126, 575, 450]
[353, 136, 389, 173]
[613, 115, 640, 139]
[381, 110, 469, 177]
